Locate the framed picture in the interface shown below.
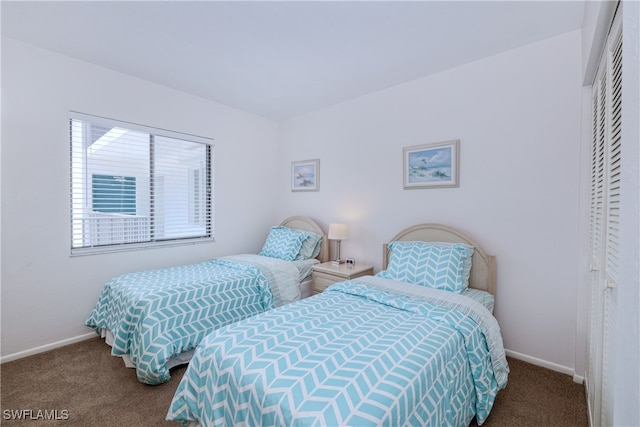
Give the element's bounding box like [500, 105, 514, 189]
[403, 140, 459, 189]
[291, 159, 320, 191]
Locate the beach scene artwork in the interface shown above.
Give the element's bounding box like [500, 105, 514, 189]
[404, 140, 459, 189]
[292, 159, 319, 191]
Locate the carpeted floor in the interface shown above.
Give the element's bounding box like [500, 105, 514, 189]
[0, 337, 588, 426]
[473, 357, 589, 427]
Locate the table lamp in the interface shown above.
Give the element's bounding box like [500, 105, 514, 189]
[328, 223, 350, 265]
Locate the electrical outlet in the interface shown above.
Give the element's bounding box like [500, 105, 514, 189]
[345, 258, 355, 266]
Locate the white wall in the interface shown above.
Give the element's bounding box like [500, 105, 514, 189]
[277, 31, 583, 372]
[0, 38, 280, 359]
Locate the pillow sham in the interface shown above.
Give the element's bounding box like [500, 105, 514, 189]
[377, 241, 473, 293]
[259, 226, 309, 261]
[427, 241, 475, 290]
[295, 231, 323, 260]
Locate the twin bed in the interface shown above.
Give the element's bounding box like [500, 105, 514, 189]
[85, 216, 328, 385]
[87, 219, 508, 426]
[165, 222, 508, 426]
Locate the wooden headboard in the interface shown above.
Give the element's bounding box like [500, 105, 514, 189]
[280, 216, 329, 263]
[382, 223, 496, 295]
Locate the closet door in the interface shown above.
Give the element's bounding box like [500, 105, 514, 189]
[587, 10, 622, 427]
[587, 64, 605, 426]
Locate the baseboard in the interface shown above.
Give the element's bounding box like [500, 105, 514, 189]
[0, 332, 97, 364]
[505, 349, 584, 384]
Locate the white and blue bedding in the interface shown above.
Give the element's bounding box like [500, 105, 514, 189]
[86, 254, 312, 385]
[166, 276, 509, 426]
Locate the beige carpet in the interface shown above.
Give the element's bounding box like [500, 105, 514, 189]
[1, 337, 588, 426]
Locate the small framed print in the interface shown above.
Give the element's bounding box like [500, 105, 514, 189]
[403, 140, 459, 189]
[291, 159, 319, 192]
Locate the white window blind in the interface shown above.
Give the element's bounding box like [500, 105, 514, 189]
[70, 112, 213, 254]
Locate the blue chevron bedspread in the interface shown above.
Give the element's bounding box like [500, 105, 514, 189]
[166, 276, 509, 426]
[86, 255, 303, 385]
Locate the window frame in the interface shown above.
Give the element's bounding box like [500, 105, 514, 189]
[69, 111, 214, 256]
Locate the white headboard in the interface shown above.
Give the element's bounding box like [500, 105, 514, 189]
[382, 223, 496, 295]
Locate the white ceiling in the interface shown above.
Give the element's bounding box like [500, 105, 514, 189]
[1, 1, 585, 120]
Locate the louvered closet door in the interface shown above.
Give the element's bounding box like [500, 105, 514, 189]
[587, 66, 606, 426]
[587, 9, 622, 427]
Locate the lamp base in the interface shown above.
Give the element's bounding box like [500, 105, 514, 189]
[331, 259, 345, 266]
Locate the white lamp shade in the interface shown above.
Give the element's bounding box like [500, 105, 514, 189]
[328, 223, 350, 241]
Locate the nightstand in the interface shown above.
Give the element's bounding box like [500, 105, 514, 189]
[311, 262, 374, 295]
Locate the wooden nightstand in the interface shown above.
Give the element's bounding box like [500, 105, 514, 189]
[311, 262, 374, 295]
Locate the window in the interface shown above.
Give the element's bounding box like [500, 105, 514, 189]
[70, 112, 213, 254]
[92, 174, 137, 215]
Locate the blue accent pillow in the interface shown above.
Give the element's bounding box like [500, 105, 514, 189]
[377, 241, 473, 293]
[259, 226, 309, 261]
[295, 231, 323, 260]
